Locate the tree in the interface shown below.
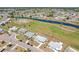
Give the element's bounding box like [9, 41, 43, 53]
[1, 41, 5, 44]
[9, 12, 14, 18]
[29, 15, 32, 18]
[47, 11, 54, 17]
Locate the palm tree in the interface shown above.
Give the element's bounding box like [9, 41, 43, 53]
[9, 12, 14, 18]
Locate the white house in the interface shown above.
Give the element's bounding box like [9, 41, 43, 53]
[48, 41, 63, 52]
[9, 26, 17, 31]
[0, 28, 4, 33]
[33, 35, 47, 43]
[24, 31, 35, 38]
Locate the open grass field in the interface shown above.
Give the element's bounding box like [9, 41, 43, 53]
[0, 19, 79, 50]
[22, 20, 79, 50]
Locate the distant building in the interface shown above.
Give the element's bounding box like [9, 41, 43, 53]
[72, 16, 79, 21]
[48, 41, 63, 52]
[55, 16, 66, 21]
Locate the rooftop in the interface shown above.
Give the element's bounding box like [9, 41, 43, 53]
[0, 28, 4, 33]
[18, 28, 27, 34]
[9, 26, 17, 31]
[24, 31, 35, 38]
[33, 35, 47, 43]
[48, 41, 63, 52]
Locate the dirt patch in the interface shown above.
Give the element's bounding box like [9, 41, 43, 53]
[58, 25, 77, 32]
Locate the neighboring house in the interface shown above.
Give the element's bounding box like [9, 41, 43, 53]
[0, 18, 10, 25]
[55, 16, 66, 21]
[48, 41, 63, 52]
[24, 31, 35, 38]
[9, 26, 18, 31]
[33, 35, 47, 43]
[70, 16, 79, 21]
[18, 28, 27, 34]
[0, 28, 4, 33]
[0, 21, 6, 25]
[64, 46, 77, 52]
[24, 31, 47, 43]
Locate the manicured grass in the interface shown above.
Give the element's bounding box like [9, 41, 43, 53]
[23, 21, 79, 50]
[49, 26, 79, 40]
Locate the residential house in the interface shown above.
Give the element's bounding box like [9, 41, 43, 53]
[48, 41, 63, 52]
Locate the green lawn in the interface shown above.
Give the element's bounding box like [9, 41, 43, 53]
[49, 26, 79, 40]
[24, 21, 79, 50]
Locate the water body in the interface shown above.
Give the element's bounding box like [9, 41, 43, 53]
[15, 17, 79, 28]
